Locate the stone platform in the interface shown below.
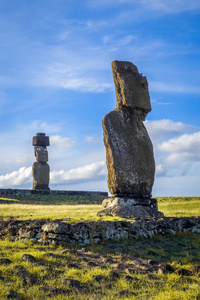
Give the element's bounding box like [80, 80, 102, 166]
[0, 217, 199, 246]
[97, 197, 164, 220]
[0, 188, 108, 197]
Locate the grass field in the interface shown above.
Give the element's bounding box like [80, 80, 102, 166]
[0, 195, 199, 221]
[0, 195, 199, 299]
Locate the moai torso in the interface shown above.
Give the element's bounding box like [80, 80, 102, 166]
[102, 61, 155, 197]
[32, 133, 50, 190]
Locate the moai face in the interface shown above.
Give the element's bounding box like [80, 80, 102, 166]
[35, 146, 48, 163]
[112, 60, 151, 118]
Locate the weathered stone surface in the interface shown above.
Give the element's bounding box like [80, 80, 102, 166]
[103, 108, 155, 196]
[7, 290, 19, 299]
[34, 146, 48, 163]
[98, 197, 164, 219]
[42, 222, 71, 234]
[99, 205, 164, 220]
[102, 61, 155, 197]
[22, 254, 36, 262]
[32, 162, 50, 190]
[112, 60, 151, 114]
[32, 133, 50, 191]
[102, 197, 158, 209]
[100, 60, 162, 219]
[0, 258, 12, 264]
[0, 217, 200, 246]
[32, 133, 50, 147]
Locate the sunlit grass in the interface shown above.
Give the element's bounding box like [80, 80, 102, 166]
[0, 203, 127, 222]
[0, 234, 199, 299]
[0, 196, 199, 221]
[157, 197, 200, 217]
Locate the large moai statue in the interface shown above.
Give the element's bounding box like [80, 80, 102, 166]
[98, 60, 164, 219]
[32, 133, 50, 191]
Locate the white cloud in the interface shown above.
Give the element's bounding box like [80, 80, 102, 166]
[0, 161, 107, 189]
[0, 167, 32, 188]
[37, 63, 113, 93]
[50, 135, 75, 148]
[158, 132, 200, 153]
[145, 120, 200, 178]
[145, 119, 195, 143]
[155, 131, 200, 176]
[50, 161, 107, 185]
[155, 164, 166, 177]
[85, 136, 95, 142]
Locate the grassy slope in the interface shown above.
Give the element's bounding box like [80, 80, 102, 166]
[0, 195, 199, 299]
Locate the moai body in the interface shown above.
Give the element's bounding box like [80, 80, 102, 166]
[98, 61, 163, 219]
[32, 133, 50, 191]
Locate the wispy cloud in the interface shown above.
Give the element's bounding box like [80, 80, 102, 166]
[50, 135, 75, 148]
[87, 0, 200, 13]
[140, 0, 200, 13]
[145, 119, 195, 143]
[150, 81, 200, 94]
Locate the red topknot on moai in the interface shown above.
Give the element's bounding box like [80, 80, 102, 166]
[32, 133, 50, 191]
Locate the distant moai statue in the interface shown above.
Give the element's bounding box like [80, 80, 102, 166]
[98, 60, 164, 219]
[32, 133, 50, 191]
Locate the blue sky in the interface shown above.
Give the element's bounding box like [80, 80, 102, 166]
[0, 0, 200, 196]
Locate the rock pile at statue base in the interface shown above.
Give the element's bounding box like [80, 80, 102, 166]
[97, 61, 164, 219]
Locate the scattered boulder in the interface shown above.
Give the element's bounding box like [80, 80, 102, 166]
[7, 290, 19, 299]
[16, 269, 37, 285]
[188, 265, 200, 274]
[175, 268, 192, 276]
[22, 254, 36, 263]
[109, 271, 120, 280]
[0, 258, 11, 264]
[93, 275, 107, 283]
[62, 278, 81, 288]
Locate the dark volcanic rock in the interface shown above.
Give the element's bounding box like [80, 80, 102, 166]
[0, 258, 12, 264]
[22, 254, 36, 262]
[102, 60, 155, 197]
[98, 60, 164, 219]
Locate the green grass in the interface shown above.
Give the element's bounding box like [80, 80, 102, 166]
[157, 197, 200, 218]
[0, 195, 199, 299]
[0, 196, 199, 221]
[0, 233, 199, 299]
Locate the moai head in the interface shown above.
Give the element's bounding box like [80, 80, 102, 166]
[112, 60, 151, 120]
[35, 146, 48, 163]
[32, 133, 50, 163]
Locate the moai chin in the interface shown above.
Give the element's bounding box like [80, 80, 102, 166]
[97, 60, 164, 219]
[32, 133, 50, 191]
